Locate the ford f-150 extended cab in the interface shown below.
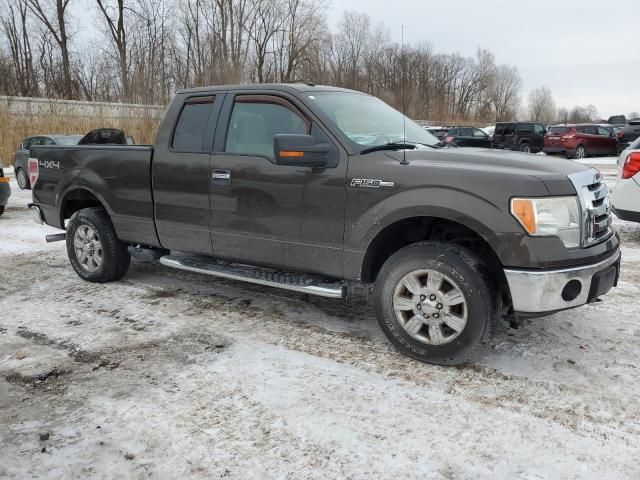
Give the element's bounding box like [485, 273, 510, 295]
[28, 83, 620, 365]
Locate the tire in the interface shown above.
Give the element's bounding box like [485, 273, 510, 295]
[572, 144, 587, 159]
[374, 242, 497, 365]
[519, 143, 531, 153]
[16, 167, 30, 190]
[0, 205, 4, 216]
[66, 207, 130, 282]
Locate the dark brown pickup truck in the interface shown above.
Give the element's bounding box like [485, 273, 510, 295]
[28, 83, 620, 365]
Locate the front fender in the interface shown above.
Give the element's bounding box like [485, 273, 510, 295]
[346, 186, 527, 270]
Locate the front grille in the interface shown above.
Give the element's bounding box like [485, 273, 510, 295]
[568, 170, 613, 247]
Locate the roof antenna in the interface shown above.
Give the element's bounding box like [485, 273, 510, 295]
[400, 25, 409, 165]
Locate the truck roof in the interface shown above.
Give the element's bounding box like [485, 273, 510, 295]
[176, 83, 361, 95]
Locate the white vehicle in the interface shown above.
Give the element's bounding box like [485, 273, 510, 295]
[481, 125, 495, 137]
[611, 137, 640, 222]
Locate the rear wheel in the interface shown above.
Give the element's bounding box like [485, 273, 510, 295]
[374, 242, 497, 365]
[66, 207, 130, 282]
[0, 205, 4, 216]
[16, 168, 30, 190]
[572, 144, 587, 159]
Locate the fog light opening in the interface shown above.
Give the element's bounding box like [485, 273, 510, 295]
[562, 280, 582, 301]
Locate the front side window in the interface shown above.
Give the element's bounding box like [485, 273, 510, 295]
[597, 126, 611, 136]
[306, 92, 439, 149]
[172, 96, 214, 152]
[225, 96, 309, 158]
[472, 128, 487, 138]
[533, 124, 545, 135]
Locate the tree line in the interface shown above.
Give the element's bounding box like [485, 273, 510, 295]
[2, 0, 526, 122]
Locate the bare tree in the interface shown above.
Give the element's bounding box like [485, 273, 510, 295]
[25, 0, 74, 98]
[489, 64, 522, 122]
[556, 107, 569, 124]
[1, 0, 39, 96]
[528, 86, 556, 124]
[95, 0, 129, 100]
[628, 111, 639, 120]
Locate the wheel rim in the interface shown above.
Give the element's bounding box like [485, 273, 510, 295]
[576, 146, 585, 158]
[17, 169, 28, 188]
[73, 225, 103, 273]
[392, 269, 468, 345]
[521, 145, 530, 153]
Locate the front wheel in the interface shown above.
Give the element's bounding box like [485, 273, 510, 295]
[16, 168, 30, 190]
[374, 242, 497, 365]
[519, 143, 531, 153]
[66, 207, 130, 282]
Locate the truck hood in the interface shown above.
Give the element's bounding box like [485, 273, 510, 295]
[386, 147, 594, 196]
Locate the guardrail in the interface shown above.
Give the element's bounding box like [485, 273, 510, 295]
[0, 96, 165, 120]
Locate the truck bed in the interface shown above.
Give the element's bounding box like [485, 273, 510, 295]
[30, 145, 159, 247]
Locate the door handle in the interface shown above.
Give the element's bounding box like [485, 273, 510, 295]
[212, 171, 231, 180]
[212, 169, 231, 186]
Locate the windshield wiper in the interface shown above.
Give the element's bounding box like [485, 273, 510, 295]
[360, 142, 418, 155]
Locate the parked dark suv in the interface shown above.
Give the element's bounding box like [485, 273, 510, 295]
[492, 122, 546, 153]
[442, 127, 492, 148]
[618, 119, 640, 150]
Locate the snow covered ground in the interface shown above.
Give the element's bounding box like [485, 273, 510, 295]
[1, 159, 639, 479]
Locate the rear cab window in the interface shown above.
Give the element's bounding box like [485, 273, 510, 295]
[172, 96, 215, 152]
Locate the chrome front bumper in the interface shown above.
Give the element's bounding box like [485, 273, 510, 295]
[504, 249, 621, 314]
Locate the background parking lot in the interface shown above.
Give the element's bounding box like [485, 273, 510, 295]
[1, 159, 639, 479]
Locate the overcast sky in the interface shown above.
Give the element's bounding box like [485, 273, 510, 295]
[325, 0, 639, 118]
[73, 0, 639, 118]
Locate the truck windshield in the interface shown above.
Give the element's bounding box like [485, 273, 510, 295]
[307, 92, 439, 149]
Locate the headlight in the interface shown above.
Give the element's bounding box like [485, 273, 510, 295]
[511, 196, 581, 248]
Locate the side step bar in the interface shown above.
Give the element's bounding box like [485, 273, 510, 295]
[160, 255, 344, 299]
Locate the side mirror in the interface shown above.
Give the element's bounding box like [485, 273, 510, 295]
[274, 134, 330, 167]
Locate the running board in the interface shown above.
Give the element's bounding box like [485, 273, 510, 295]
[159, 255, 344, 299]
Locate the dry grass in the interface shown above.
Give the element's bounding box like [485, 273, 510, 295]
[0, 105, 162, 167]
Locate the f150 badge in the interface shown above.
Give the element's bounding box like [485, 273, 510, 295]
[350, 178, 395, 188]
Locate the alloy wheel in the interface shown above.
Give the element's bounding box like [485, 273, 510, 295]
[392, 269, 468, 345]
[73, 225, 103, 273]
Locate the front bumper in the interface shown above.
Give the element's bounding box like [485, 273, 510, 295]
[504, 249, 620, 314]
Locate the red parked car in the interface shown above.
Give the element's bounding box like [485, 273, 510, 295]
[544, 124, 619, 159]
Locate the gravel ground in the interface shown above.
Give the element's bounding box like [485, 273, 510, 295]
[1, 160, 639, 479]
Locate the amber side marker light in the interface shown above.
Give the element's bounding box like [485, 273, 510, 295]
[0, 177, 10, 183]
[279, 151, 304, 158]
[511, 198, 537, 234]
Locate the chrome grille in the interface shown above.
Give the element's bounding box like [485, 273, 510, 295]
[568, 170, 613, 247]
